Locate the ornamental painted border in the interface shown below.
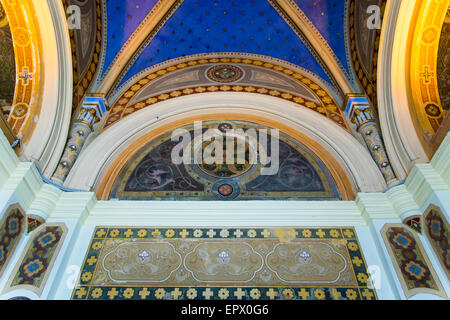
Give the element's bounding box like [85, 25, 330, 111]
[1, 0, 42, 140]
[72, 226, 377, 300]
[103, 56, 349, 132]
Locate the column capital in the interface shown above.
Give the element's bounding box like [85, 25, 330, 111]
[74, 95, 108, 130]
[344, 95, 376, 130]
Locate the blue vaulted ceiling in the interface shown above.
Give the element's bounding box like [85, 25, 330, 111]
[101, 0, 160, 78]
[100, 0, 354, 93]
[292, 0, 351, 76]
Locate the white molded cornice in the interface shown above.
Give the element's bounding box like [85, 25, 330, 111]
[355, 193, 399, 223]
[49, 192, 97, 221]
[85, 200, 364, 226]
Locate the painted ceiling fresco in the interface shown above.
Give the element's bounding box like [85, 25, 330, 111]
[292, 0, 351, 76]
[114, 0, 335, 88]
[109, 121, 340, 201]
[98, 0, 358, 94]
[437, 11, 449, 111]
[101, 0, 160, 79]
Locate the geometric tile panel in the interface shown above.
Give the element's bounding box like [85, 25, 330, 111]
[72, 227, 377, 300]
[0, 204, 26, 277]
[423, 204, 450, 280]
[403, 215, 422, 234]
[26, 215, 45, 234]
[381, 224, 447, 299]
[3, 223, 67, 296]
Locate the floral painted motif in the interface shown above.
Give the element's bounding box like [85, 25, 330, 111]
[6, 224, 66, 295]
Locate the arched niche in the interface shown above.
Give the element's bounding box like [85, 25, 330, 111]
[378, 0, 449, 179]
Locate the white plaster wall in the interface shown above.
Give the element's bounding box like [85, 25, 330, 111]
[355, 224, 401, 300]
[48, 225, 95, 300]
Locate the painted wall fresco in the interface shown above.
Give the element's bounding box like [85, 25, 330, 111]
[0, 204, 25, 277]
[115, 0, 334, 88]
[0, 3, 15, 118]
[423, 205, 449, 280]
[109, 121, 340, 201]
[72, 226, 377, 300]
[381, 224, 447, 299]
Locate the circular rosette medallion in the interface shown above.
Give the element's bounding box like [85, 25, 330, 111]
[213, 180, 240, 200]
[207, 64, 244, 83]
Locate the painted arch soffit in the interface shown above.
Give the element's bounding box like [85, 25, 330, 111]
[95, 0, 356, 97]
[103, 54, 349, 133]
[62, 0, 103, 113]
[408, 0, 449, 153]
[1, 0, 42, 142]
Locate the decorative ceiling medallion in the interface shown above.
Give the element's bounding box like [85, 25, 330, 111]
[212, 180, 240, 200]
[206, 65, 244, 83]
[11, 103, 28, 119]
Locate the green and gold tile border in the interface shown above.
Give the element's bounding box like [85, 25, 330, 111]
[72, 227, 378, 300]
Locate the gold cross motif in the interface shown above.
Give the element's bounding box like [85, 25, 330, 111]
[171, 288, 182, 300]
[234, 288, 245, 300]
[316, 229, 326, 238]
[206, 229, 216, 238]
[330, 288, 342, 300]
[261, 229, 271, 238]
[362, 289, 374, 300]
[266, 288, 278, 300]
[202, 288, 214, 299]
[124, 229, 133, 238]
[297, 288, 310, 300]
[107, 288, 119, 300]
[19, 67, 33, 85]
[352, 256, 364, 267]
[95, 229, 106, 238]
[234, 229, 243, 238]
[179, 229, 189, 238]
[343, 229, 354, 238]
[419, 66, 434, 83]
[75, 287, 87, 299]
[139, 288, 150, 299]
[86, 256, 97, 266]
